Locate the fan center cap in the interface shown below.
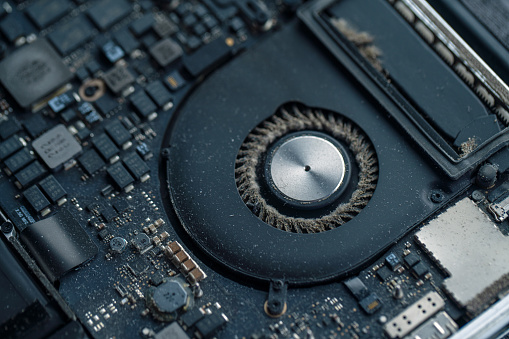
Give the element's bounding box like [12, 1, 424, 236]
[265, 131, 350, 209]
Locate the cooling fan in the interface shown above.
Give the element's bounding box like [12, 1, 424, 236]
[163, 21, 467, 285]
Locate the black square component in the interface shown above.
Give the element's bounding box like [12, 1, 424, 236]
[149, 38, 183, 67]
[32, 124, 82, 171]
[0, 39, 73, 108]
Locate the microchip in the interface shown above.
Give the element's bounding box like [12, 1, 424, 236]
[48, 92, 74, 113]
[153, 18, 178, 38]
[132, 233, 151, 251]
[107, 162, 134, 192]
[15, 161, 47, 188]
[130, 90, 157, 120]
[26, 0, 71, 29]
[103, 65, 135, 94]
[376, 266, 392, 282]
[150, 272, 165, 286]
[165, 70, 186, 91]
[105, 120, 131, 148]
[93, 134, 119, 162]
[48, 15, 94, 55]
[404, 252, 421, 267]
[154, 322, 190, 339]
[136, 143, 153, 161]
[344, 277, 369, 301]
[0, 39, 73, 108]
[0, 118, 21, 140]
[0, 12, 30, 42]
[102, 41, 125, 64]
[128, 257, 150, 276]
[78, 149, 105, 175]
[33, 124, 82, 171]
[183, 37, 232, 77]
[113, 199, 130, 213]
[23, 185, 50, 213]
[123, 152, 150, 181]
[195, 313, 228, 339]
[114, 29, 140, 54]
[38, 175, 67, 205]
[149, 38, 183, 67]
[101, 205, 117, 222]
[412, 262, 429, 278]
[359, 293, 382, 314]
[146, 80, 173, 108]
[4, 148, 34, 174]
[87, 0, 131, 31]
[180, 308, 205, 329]
[130, 14, 155, 36]
[0, 135, 23, 160]
[23, 115, 49, 138]
[385, 253, 400, 271]
[60, 108, 77, 124]
[94, 94, 118, 116]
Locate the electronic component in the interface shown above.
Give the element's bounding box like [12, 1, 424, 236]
[149, 38, 183, 68]
[32, 124, 82, 171]
[127, 258, 150, 276]
[87, 0, 131, 31]
[404, 252, 421, 267]
[93, 134, 119, 163]
[416, 198, 509, 315]
[344, 277, 369, 300]
[136, 143, 153, 161]
[114, 29, 140, 54]
[195, 312, 228, 339]
[0, 118, 21, 140]
[164, 241, 206, 284]
[132, 233, 151, 251]
[26, 0, 71, 29]
[165, 70, 186, 91]
[19, 209, 98, 282]
[102, 41, 124, 64]
[78, 149, 106, 175]
[385, 253, 401, 271]
[48, 92, 74, 113]
[105, 120, 132, 150]
[15, 161, 47, 188]
[146, 279, 193, 321]
[180, 308, 205, 329]
[0, 135, 23, 160]
[38, 175, 67, 206]
[488, 193, 509, 222]
[107, 162, 134, 192]
[412, 262, 429, 278]
[102, 65, 135, 94]
[122, 152, 150, 182]
[48, 15, 94, 55]
[0, 39, 73, 108]
[146, 80, 173, 109]
[150, 272, 164, 286]
[154, 322, 190, 339]
[384, 291, 445, 338]
[23, 185, 51, 216]
[4, 148, 34, 175]
[183, 38, 233, 77]
[358, 293, 382, 314]
[130, 14, 155, 37]
[130, 90, 157, 121]
[23, 115, 49, 138]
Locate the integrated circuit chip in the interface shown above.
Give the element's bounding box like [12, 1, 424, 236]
[149, 38, 183, 67]
[48, 15, 94, 55]
[39, 175, 67, 205]
[23, 185, 50, 215]
[130, 90, 157, 120]
[32, 124, 82, 171]
[0, 39, 73, 108]
[15, 161, 47, 188]
[123, 152, 150, 182]
[146, 80, 173, 108]
[92, 133, 119, 162]
[78, 149, 105, 175]
[105, 120, 131, 149]
[107, 162, 134, 192]
[26, 0, 71, 29]
[0, 135, 23, 160]
[87, 0, 131, 31]
[103, 65, 135, 94]
[4, 148, 34, 175]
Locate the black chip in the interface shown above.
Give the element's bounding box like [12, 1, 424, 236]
[32, 124, 82, 171]
[78, 149, 105, 175]
[130, 13, 155, 36]
[344, 277, 369, 301]
[26, 0, 71, 29]
[23, 115, 48, 138]
[24, 185, 50, 213]
[202, 15, 219, 31]
[195, 313, 227, 339]
[412, 262, 429, 278]
[359, 293, 382, 314]
[113, 199, 130, 213]
[95, 94, 118, 115]
[103, 65, 135, 94]
[165, 71, 187, 92]
[4, 148, 34, 174]
[48, 92, 74, 113]
[20, 209, 98, 282]
[15, 161, 47, 188]
[93, 134, 119, 161]
[130, 90, 157, 120]
[76, 127, 92, 141]
[0, 12, 30, 42]
[131, 233, 150, 251]
[193, 23, 207, 37]
[187, 36, 201, 50]
[150, 272, 164, 286]
[105, 120, 131, 148]
[0, 118, 21, 140]
[146, 80, 173, 108]
[85, 59, 102, 75]
[0, 135, 23, 160]
[107, 162, 134, 191]
[98, 228, 110, 240]
[230, 17, 245, 32]
[376, 266, 392, 282]
[75, 67, 89, 82]
[182, 14, 198, 27]
[60, 108, 78, 124]
[38, 175, 67, 204]
[149, 38, 183, 67]
[102, 41, 124, 64]
[136, 143, 153, 160]
[87, 0, 131, 31]
[48, 15, 94, 55]
[0, 39, 73, 108]
[183, 37, 232, 77]
[128, 257, 149, 276]
[123, 152, 150, 181]
[180, 308, 205, 328]
[153, 18, 178, 38]
[141, 33, 158, 49]
[101, 205, 117, 222]
[385, 253, 400, 271]
[404, 253, 421, 267]
[114, 29, 140, 54]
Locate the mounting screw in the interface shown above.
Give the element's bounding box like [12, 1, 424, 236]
[1, 221, 13, 234]
[471, 190, 484, 202]
[430, 190, 444, 203]
[161, 148, 171, 159]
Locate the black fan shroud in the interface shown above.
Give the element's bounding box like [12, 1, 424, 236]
[164, 22, 468, 285]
